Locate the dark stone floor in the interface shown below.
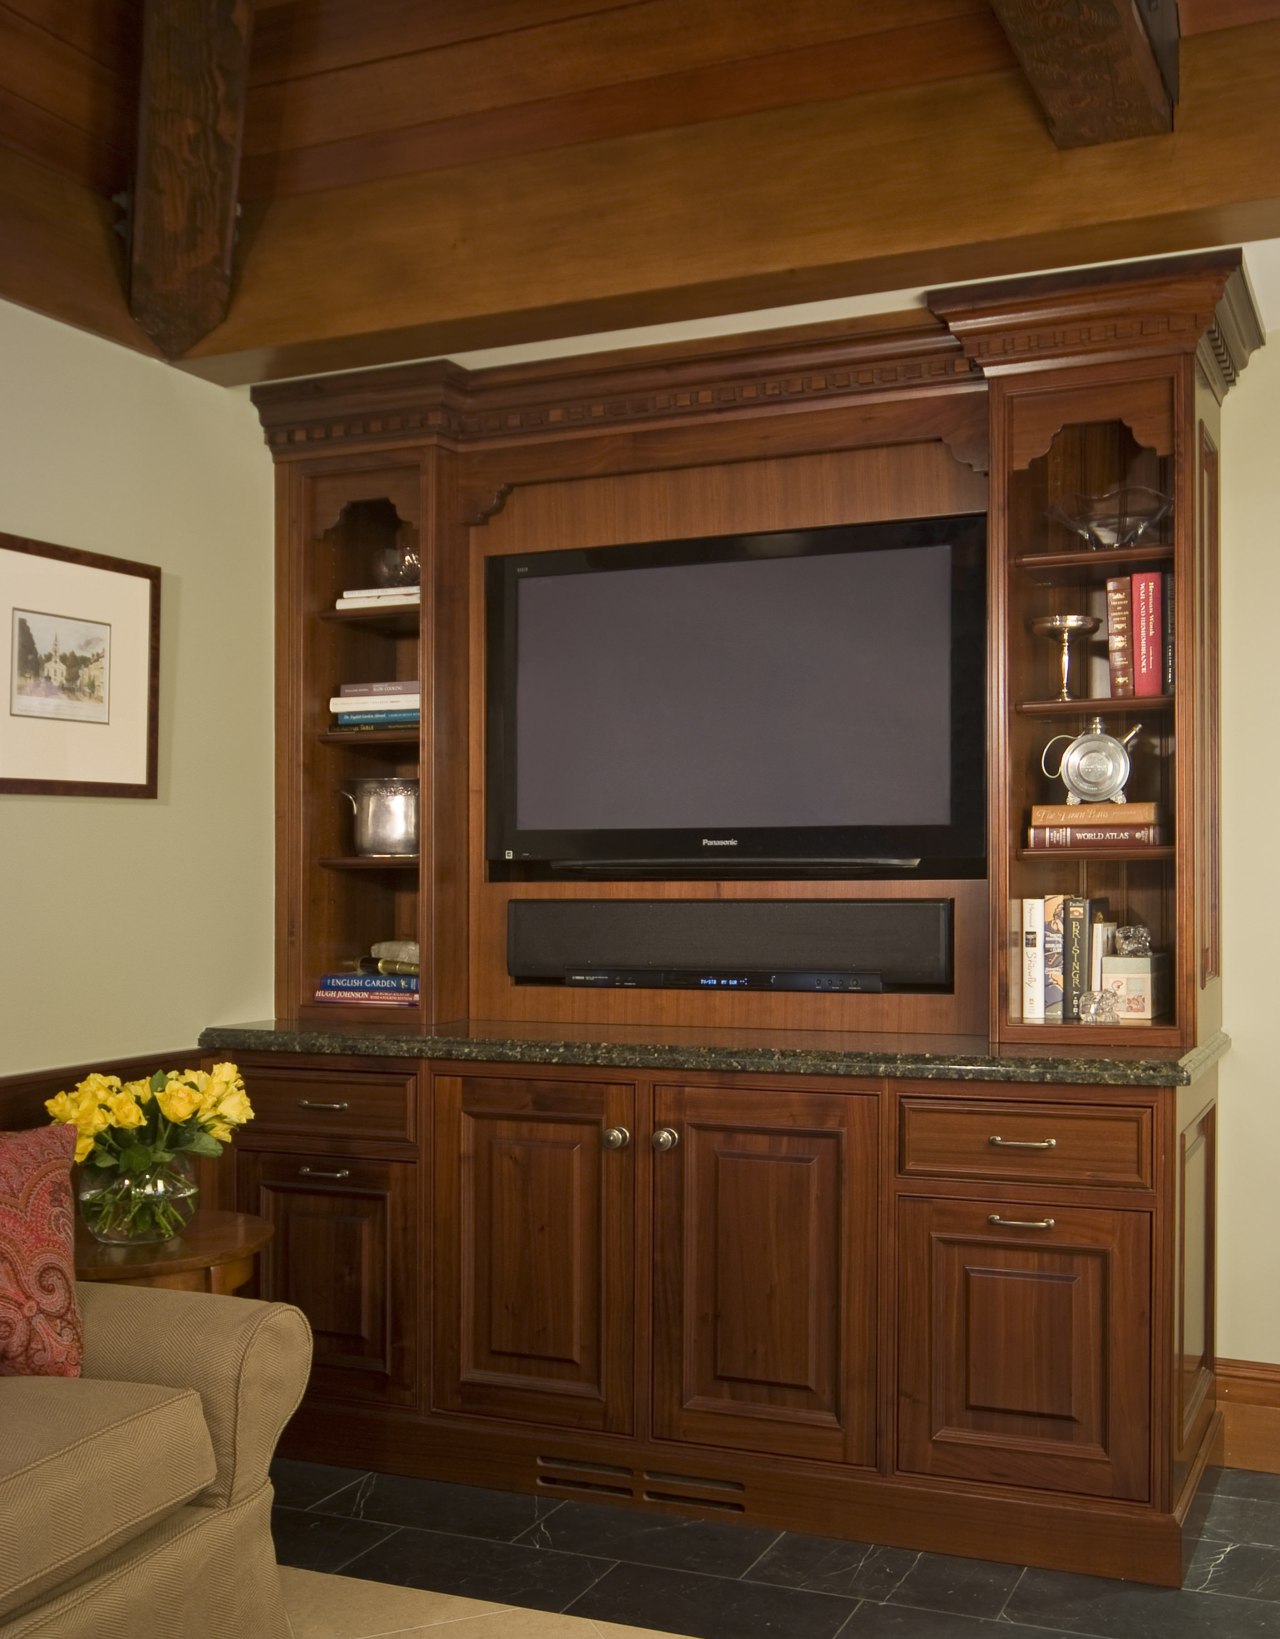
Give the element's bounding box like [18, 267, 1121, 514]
[270, 1460, 1280, 1639]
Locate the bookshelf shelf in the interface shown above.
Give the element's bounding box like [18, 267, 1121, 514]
[1013, 544, 1174, 575]
[1015, 695, 1172, 717]
[318, 855, 420, 870]
[319, 728, 420, 747]
[1016, 846, 1175, 863]
[319, 604, 420, 636]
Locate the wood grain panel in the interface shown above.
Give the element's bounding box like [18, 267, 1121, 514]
[897, 1196, 1151, 1499]
[248, 0, 993, 137]
[234, 1063, 416, 1143]
[652, 1084, 876, 1464]
[467, 441, 988, 1037]
[899, 1098, 1153, 1188]
[242, 14, 1013, 200]
[433, 1073, 636, 1434]
[0, 0, 136, 192]
[239, 1148, 418, 1405]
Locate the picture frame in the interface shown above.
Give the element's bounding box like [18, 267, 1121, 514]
[0, 531, 160, 798]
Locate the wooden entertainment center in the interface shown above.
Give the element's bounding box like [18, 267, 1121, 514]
[202, 253, 1263, 1585]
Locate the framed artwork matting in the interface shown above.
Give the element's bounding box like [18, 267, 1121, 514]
[0, 531, 160, 797]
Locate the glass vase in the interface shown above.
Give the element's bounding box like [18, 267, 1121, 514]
[77, 1155, 199, 1244]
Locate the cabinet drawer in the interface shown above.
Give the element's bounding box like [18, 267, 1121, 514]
[899, 1098, 1152, 1189]
[242, 1065, 416, 1143]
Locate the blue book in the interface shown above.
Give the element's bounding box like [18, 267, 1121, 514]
[317, 971, 418, 992]
[334, 709, 420, 727]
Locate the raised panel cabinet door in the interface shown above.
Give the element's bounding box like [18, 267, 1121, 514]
[652, 1085, 877, 1465]
[897, 1197, 1151, 1500]
[237, 1150, 418, 1407]
[433, 1074, 636, 1434]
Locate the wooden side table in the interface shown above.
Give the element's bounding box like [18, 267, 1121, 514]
[75, 1209, 273, 1295]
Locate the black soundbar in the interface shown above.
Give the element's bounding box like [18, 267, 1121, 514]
[564, 967, 884, 992]
[509, 899, 954, 991]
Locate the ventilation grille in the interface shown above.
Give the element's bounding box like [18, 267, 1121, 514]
[537, 1455, 746, 1514]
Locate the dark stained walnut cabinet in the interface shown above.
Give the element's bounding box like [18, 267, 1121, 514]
[432, 1072, 637, 1435]
[650, 1083, 877, 1466]
[221, 253, 1262, 1587]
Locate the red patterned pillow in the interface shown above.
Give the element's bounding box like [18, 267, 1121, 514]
[0, 1124, 83, 1377]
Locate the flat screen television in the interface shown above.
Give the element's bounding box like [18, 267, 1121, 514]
[485, 513, 987, 879]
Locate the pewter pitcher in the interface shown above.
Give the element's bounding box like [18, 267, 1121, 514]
[342, 776, 419, 856]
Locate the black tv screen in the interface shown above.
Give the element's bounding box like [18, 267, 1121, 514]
[486, 514, 986, 878]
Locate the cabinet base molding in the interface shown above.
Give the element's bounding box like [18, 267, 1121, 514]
[1217, 1359, 1280, 1473]
[280, 1403, 1192, 1587]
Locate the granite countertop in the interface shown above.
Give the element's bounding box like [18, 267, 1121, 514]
[197, 1017, 1228, 1087]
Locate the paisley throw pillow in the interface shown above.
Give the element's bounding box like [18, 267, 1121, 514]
[0, 1124, 83, 1376]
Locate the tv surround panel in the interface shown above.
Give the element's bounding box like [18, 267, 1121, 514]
[508, 899, 954, 991]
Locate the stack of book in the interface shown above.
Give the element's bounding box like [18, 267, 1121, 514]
[1025, 801, 1167, 850]
[329, 680, 421, 730]
[314, 939, 420, 1004]
[314, 973, 418, 1006]
[1105, 571, 1173, 697]
[1019, 895, 1116, 1023]
[335, 584, 420, 611]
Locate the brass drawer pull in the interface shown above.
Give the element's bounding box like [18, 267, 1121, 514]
[602, 1126, 631, 1150]
[651, 1127, 680, 1152]
[988, 1213, 1055, 1230]
[298, 1166, 351, 1180]
[299, 1099, 350, 1111]
[988, 1135, 1057, 1150]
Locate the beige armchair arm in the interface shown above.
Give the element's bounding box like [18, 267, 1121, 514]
[76, 1282, 312, 1508]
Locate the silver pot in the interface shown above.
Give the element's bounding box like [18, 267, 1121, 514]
[342, 777, 419, 857]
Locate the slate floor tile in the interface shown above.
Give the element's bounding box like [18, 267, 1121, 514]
[1200, 1493, 1280, 1550]
[567, 1560, 857, 1639]
[883, 1551, 1022, 1620]
[838, 1603, 1076, 1639]
[1184, 1536, 1280, 1601]
[747, 1533, 921, 1600]
[337, 1524, 614, 1613]
[1204, 1469, 1280, 1506]
[1005, 1564, 1280, 1638]
[270, 1457, 370, 1511]
[513, 1497, 781, 1577]
[319, 1470, 564, 1540]
[270, 1504, 399, 1573]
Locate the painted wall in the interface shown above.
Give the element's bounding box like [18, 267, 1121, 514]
[1218, 334, 1280, 1365]
[0, 299, 276, 1074]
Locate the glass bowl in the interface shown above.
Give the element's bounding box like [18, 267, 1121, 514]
[1045, 485, 1172, 551]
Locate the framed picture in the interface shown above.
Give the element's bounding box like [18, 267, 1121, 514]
[0, 532, 160, 797]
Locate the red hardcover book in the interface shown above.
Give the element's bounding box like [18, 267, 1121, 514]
[1132, 571, 1162, 697]
[1106, 576, 1134, 697]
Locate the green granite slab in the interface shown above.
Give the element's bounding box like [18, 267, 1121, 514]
[198, 1019, 1228, 1087]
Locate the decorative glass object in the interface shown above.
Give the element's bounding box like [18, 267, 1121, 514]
[370, 523, 421, 588]
[77, 1154, 198, 1244]
[1045, 485, 1172, 551]
[1115, 925, 1152, 957]
[1078, 989, 1121, 1025]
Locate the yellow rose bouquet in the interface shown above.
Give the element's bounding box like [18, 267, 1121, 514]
[46, 1063, 254, 1244]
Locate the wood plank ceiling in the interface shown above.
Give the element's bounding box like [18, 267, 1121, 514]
[2, 0, 1280, 385]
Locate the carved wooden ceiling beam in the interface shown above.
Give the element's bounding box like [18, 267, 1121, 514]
[128, 0, 253, 358]
[988, 0, 1176, 147]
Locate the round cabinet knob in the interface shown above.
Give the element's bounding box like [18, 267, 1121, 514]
[601, 1126, 631, 1150]
[651, 1127, 680, 1152]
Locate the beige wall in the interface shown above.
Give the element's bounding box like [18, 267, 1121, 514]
[1219, 334, 1280, 1364]
[0, 299, 276, 1074]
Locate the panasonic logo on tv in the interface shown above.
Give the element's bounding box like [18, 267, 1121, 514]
[701, 837, 738, 847]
